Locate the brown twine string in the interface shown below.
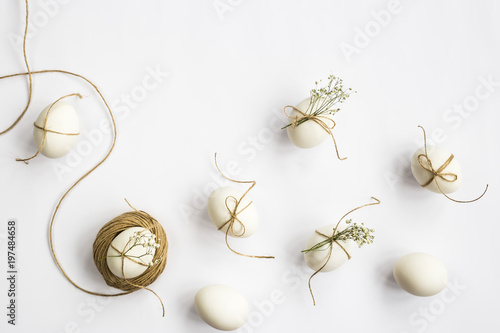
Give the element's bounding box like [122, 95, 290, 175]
[0, 0, 167, 317]
[1, 70, 167, 316]
[33, 123, 80, 136]
[0, 0, 32, 135]
[16, 93, 82, 164]
[283, 105, 346, 160]
[307, 197, 381, 306]
[214, 153, 274, 259]
[417, 126, 488, 203]
[93, 199, 168, 317]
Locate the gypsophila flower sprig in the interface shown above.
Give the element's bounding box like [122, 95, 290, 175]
[282, 74, 354, 129]
[105, 230, 162, 267]
[302, 219, 374, 253]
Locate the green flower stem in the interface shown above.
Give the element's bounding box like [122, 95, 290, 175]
[302, 238, 332, 253]
[302, 219, 374, 254]
[282, 74, 354, 130]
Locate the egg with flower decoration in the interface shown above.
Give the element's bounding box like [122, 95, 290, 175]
[282, 75, 354, 160]
[106, 227, 161, 279]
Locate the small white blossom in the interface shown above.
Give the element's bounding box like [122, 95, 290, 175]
[125, 230, 161, 267]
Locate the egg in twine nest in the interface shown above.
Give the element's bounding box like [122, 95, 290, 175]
[92, 201, 168, 313]
[49, 201, 169, 317]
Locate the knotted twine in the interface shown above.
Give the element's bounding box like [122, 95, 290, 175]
[307, 197, 381, 306]
[214, 153, 274, 259]
[0, 0, 168, 316]
[283, 105, 346, 160]
[416, 126, 488, 203]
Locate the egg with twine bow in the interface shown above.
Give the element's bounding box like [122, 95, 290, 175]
[207, 154, 274, 259]
[285, 98, 334, 149]
[282, 75, 354, 160]
[410, 126, 488, 203]
[304, 223, 357, 273]
[208, 186, 258, 239]
[411, 145, 462, 194]
[302, 197, 380, 305]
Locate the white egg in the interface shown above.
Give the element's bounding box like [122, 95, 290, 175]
[207, 186, 258, 238]
[106, 227, 156, 279]
[33, 101, 79, 158]
[393, 252, 448, 297]
[195, 284, 249, 331]
[304, 223, 357, 272]
[411, 145, 462, 194]
[286, 97, 334, 148]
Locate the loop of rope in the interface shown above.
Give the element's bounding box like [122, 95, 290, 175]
[0, 70, 166, 317]
[417, 126, 488, 203]
[307, 197, 381, 306]
[16, 93, 82, 164]
[283, 105, 346, 160]
[214, 153, 274, 259]
[0, 0, 166, 316]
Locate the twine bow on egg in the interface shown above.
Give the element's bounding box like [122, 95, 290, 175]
[283, 105, 346, 160]
[214, 153, 274, 259]
[306, 197, 380, 306]
[417, 154, 457, 187]
[416, 126, 488, 203]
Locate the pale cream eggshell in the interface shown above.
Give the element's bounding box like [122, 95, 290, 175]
[286, 97, 334, 148]
[411, 145, 462, 194]
[195, 284, 249, 331]
[207, 186, 258, 238]
[33, 101, 79, 158]
[393, 252, 448, 297]
[106, 227, 155, 279]
[304, 223, 357, 272]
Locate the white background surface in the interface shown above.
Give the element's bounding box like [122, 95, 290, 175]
[0, 0, 499, 332]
